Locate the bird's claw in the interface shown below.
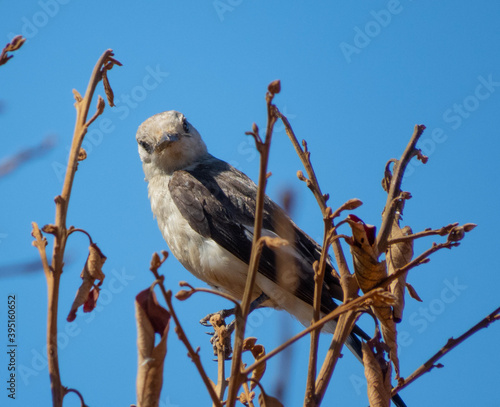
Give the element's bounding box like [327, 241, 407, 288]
[200, 307, 236, 327]
[201, 309, 235, 360]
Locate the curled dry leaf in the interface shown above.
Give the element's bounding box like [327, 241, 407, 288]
[347, 214, 386, 292]
[372, 305, 400, 380]
[387, 223, 414, 323]
[67, 243, 106, 322]
[135, 287, 171, 407]
[243, 337, 266, 390]
[362, 340, 392, 407]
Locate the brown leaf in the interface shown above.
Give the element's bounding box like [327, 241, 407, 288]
[372, 306, 400, 380]
[243, 337, 266, 390]
[66, 243, 106, 322]
[135, 288, 171, 407]
[347, 215, 385, 292]
[405, 282, 423, 302]
[387, 223, 413, 323]
[102, 68, 115, 107]
[362, 340, 392, 407]
[258, 390, 284, 407]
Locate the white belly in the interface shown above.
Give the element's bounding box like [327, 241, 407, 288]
[147, 176, 335, 332]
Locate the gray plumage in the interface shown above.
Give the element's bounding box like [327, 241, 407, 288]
[136, 110, 407, 407]
[136, 110, 345, 330]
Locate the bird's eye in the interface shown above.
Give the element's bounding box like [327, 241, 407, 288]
[139, 140, 153, 154]
[182, 118, 190, 134]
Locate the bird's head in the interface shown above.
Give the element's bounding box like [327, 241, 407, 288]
[136, 110, 208, 177]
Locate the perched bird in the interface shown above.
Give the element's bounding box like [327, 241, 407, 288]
[136, 110, 405, 406]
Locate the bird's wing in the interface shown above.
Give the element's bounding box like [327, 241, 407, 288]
[168, 156, 342, 314]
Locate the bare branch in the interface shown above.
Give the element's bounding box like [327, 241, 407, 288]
[226, 80, 280, 407]
[242, 288, 394, 377]
[392, 306, 500, 396]
[376, 124, 427, 255]
[30, 49, 121, 407]
[0, 135, 56, 178]
[148, 252, 222, 407]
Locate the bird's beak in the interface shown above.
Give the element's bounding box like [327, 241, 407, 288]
[155, 133, 180, 152]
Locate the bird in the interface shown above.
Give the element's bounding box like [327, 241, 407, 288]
[136, 110, 405, 406]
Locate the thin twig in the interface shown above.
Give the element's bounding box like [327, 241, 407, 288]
[30, 49, 120, 407]
[241, 288, 391, 377]
[0, 35, 25, 66]
[314, 311, 358, 403]
[387, 224, 458, 245]
[0, 135, 56, 178]
[149, 252, 222, 407]
[65, 388, 87, 407]
[376, 124, 426, 255]
[376, 241, 459, 290]
[226, 81, 280, 407]
[275, 106, 358, 407]
[392, 306, 500, 396]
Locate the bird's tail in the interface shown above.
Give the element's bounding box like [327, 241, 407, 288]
[345, 330, 407, 407]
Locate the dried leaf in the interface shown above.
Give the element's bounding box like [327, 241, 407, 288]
[387, 223, 413, 323]
[372, 306, 400, 380]
[243, 337, 266, 390]
[405, 282, 423, 302]
[135, 288, 170, 407]
[67, 243, 106, 322]
[362, 340, 392, 407]
[102, 68, 115, 107]
[347, 215, 387, 293]
[258, 390, 284, 407]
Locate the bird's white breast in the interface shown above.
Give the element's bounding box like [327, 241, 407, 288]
[146, 172, 335, 333]
[147, 173, 253, 299]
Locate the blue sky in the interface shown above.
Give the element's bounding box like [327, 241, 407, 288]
[1, 1, 499, 406]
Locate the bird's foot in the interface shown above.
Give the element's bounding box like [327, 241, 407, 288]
[200, 307, 235, 327]
[207, 313, 234, 359]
